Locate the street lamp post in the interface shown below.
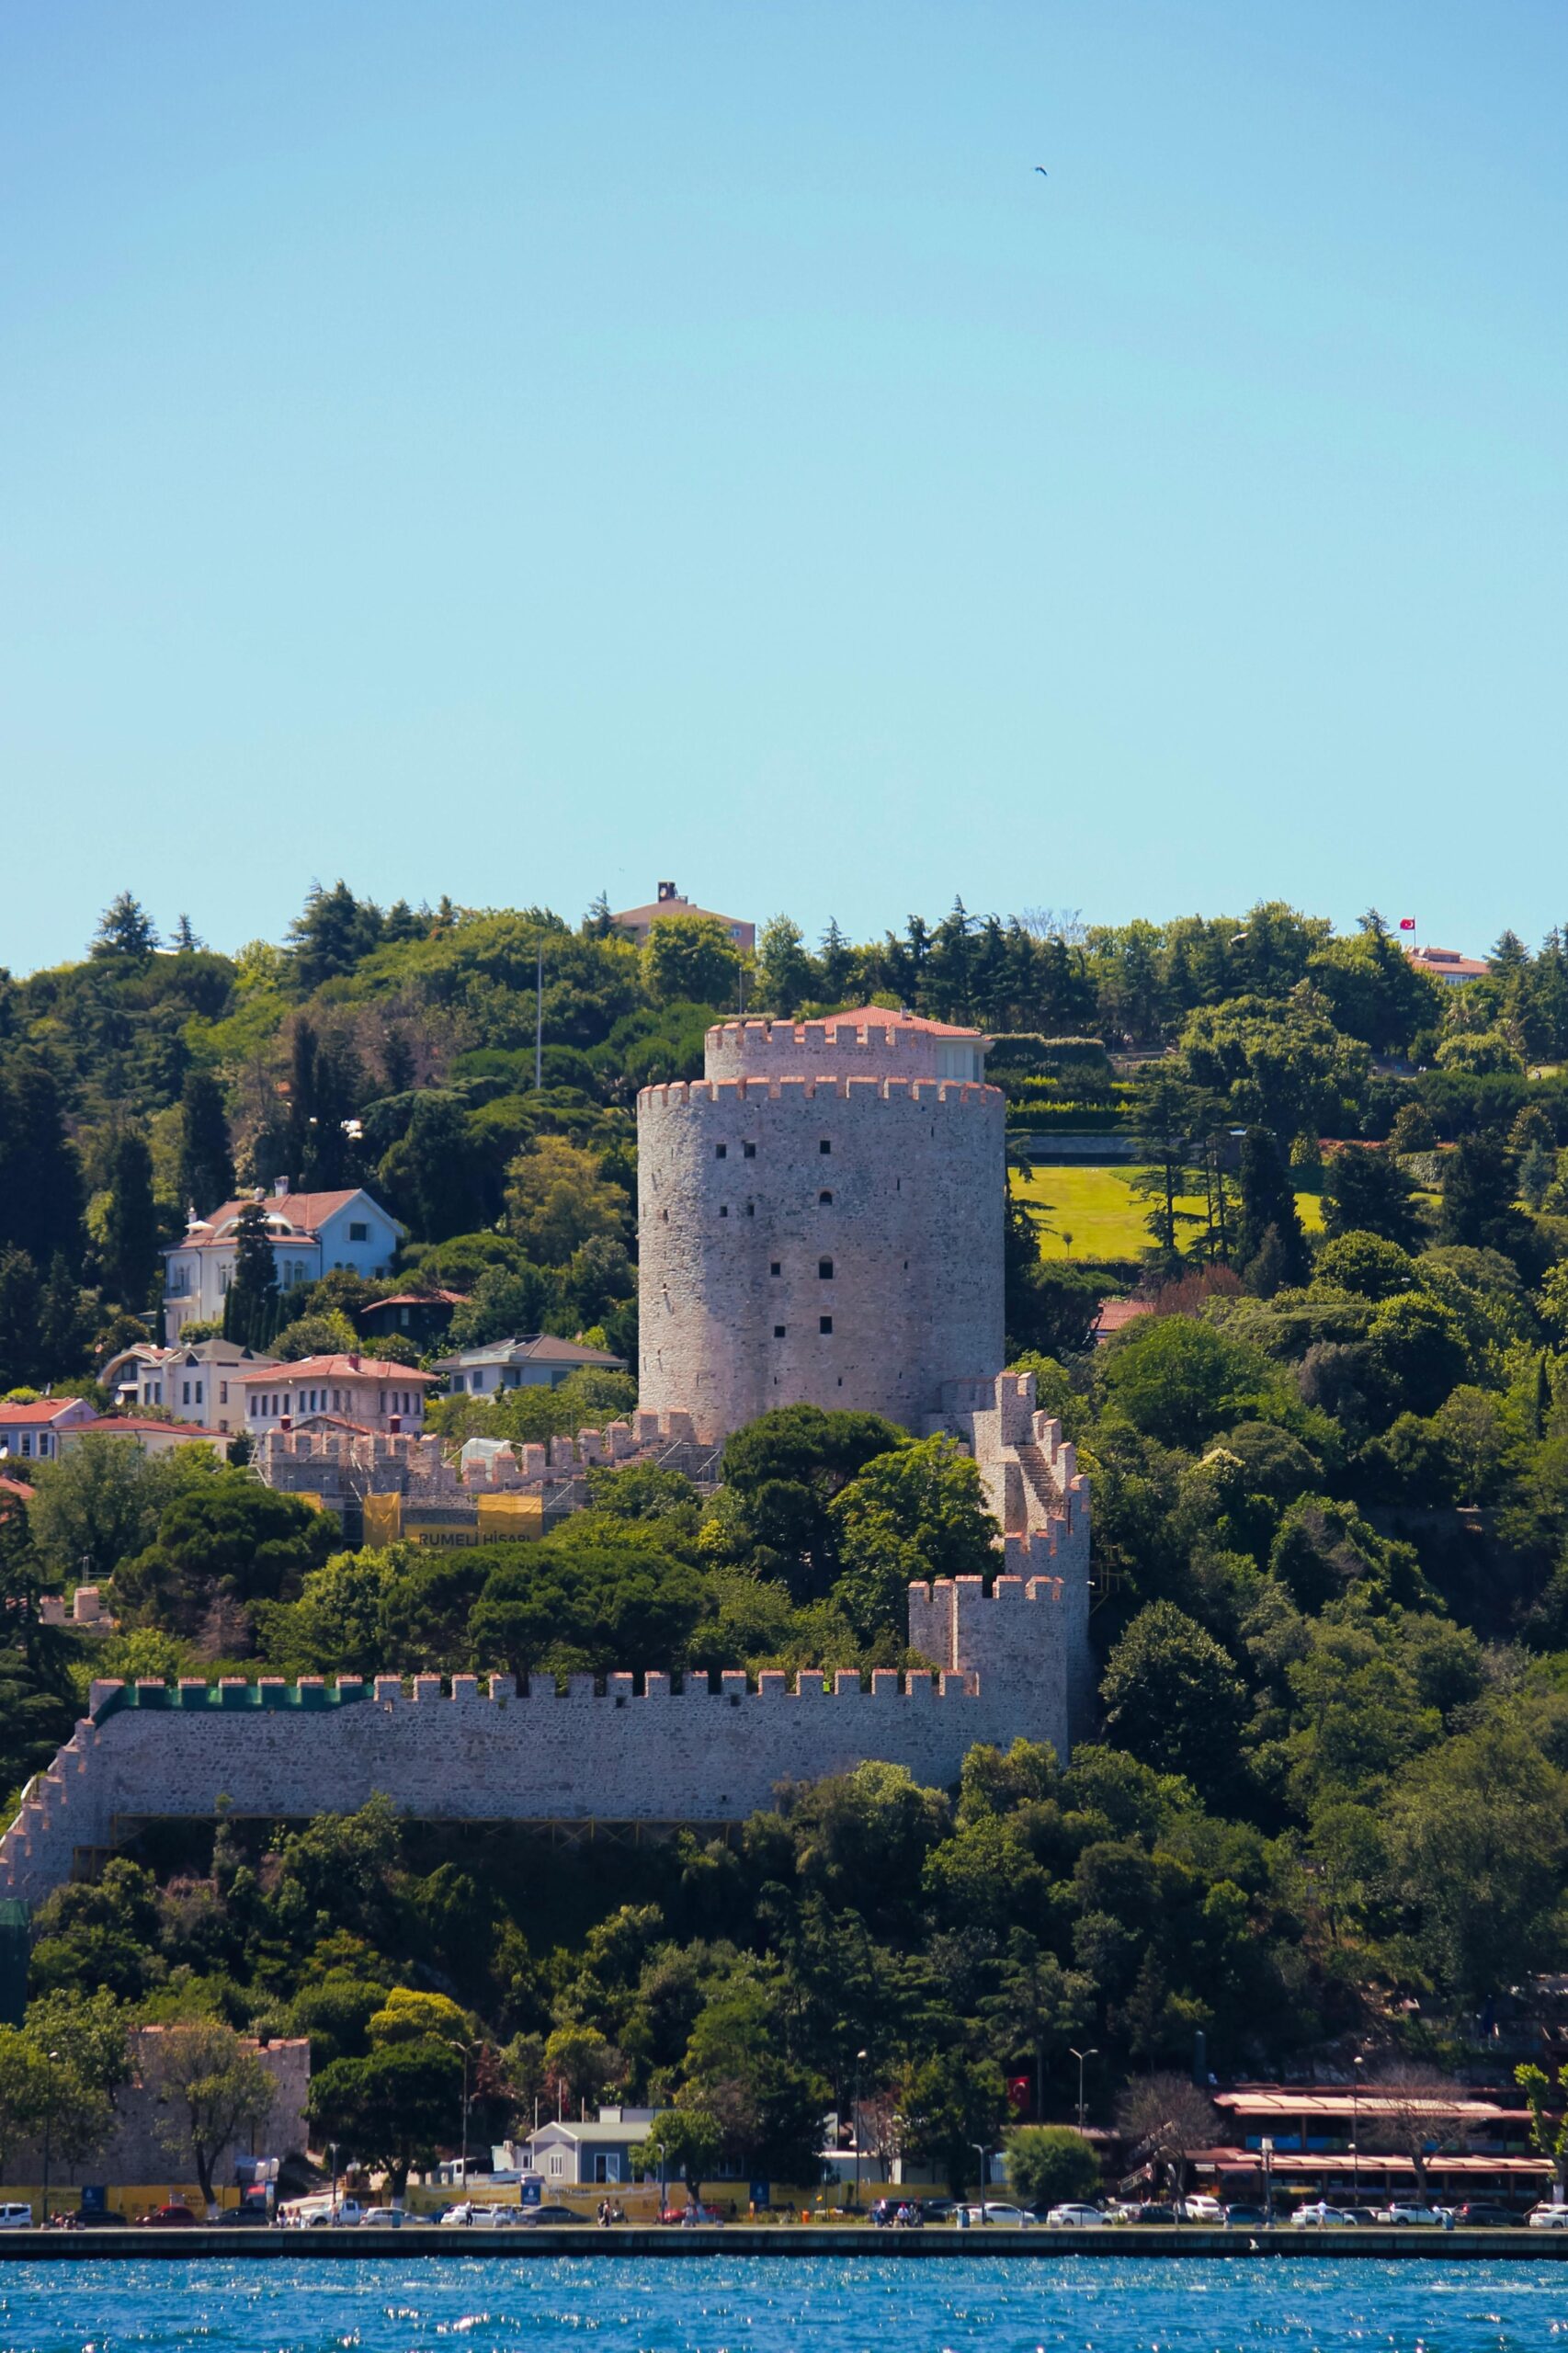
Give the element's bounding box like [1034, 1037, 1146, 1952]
[1261, 2136, 1275, 2229]
[1069, 2047, 1099, 2136]
[40, 2050, 60, 2224]
[972, 2144, 990, 2211]
[852, 2051, 868, 2210]
[1351, 2056, 1363, 2207]
[444, 2040, 475, 2190]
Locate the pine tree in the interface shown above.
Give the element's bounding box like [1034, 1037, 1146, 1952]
[223, 1202, 279, 1348]
[819, 918, 854, 1004]
[102, 1131, 160, 1310]
[1129, 1067, 1204, 1267]
[90, 892, 157, 960]
[177, 1071, 234, 1217]
[37, 1255, 92, 1385]
[170, 914, 203, 952]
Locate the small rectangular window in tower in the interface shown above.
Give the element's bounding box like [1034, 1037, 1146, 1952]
[720, 1206, 728, 1217]
[774, 1324, 787, 1338]
[715, 1143, 728, 1159]
[819, 1188, 833, 1203]
[820, 1139, 832, 1154]
[819, 1258, 834, 1279]
[743, 1142, 756, 1158]
[819, 1315, 833, 1334]
[770, 1262, 781, 1277]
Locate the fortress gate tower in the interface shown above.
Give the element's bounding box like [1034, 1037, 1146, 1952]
[637, 1009, 1005, 1444]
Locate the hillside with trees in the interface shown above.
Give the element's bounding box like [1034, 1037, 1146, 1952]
[5, 888, 1568, 2183]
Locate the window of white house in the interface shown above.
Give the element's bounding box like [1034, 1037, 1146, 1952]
[548, 2154, 564, 2178]
[18, 1437, 31, 1458]
[220, 1267, 231, 1293]
[219, 1382, 228, 1404]
[183, 1383, 191, 1405]
[38, 1435, 51, 1456]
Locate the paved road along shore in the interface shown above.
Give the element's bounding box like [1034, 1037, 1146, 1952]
[1, 2225, 1563, 2260]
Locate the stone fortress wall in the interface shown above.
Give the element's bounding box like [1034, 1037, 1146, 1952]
[638, 1014, 1005, 1444]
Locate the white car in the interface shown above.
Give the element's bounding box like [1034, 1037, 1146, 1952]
[961, 2202, 1032, 2227]
[1380, 2201, 1444, 2226]
[1292, 2202, 1355, 2228]
[0, 2205, 32, 2230]
[1045, 2203, 1107, 2228]
[1528, 2203, 1568, 2230]
[1176, 2195, 1224, 2223]
[438, 2203, 480, 2227]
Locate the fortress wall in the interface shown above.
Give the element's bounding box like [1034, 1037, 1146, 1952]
[705, 1017, 981, 1084]
[0, 1581, 1074, 1912]
[637, 1075, 1005, 1442]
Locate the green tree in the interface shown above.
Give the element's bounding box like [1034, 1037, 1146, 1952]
[117, 1469, 336, 1637]
[900, 2046, 1008, 2197]
[718, 1405, 906, 1603]
[101, 1130, 160, 1310]
[830, 1435, 999, 1643]
[0, 1247, 42, 1390]
[469, 1529, 708, 1679]
[1128, 1066, 1204, 1263]
[754, 916, 817, 1017]
[643, 915, 741, 1008]
[308, 2041, 461, 2197]
[644, 2102, 722, 2199]
[287, 881, 384, 993]
[1099, 1601, 1248, 1802]
[147, 2018, 276, 2214]
[91, 892, 158, 960]
[222, 1201, 279, 1347]
[1098, 1315, 1277, 1450]
[1234, 1128, 1310, 1291]
[1321, 1146, 1421, 1249]
[0, 1054, 86, 1273]
[0, 2030, 109, 2183]
[505, 1137, 628, 1266]
[1002, 2124, 1100, 2210]
[1439, 1131, 1524, 1255]
[27, 1434, 214, 1587]
[177, 1071, 234, 1216]
[1515, 2061, 1568, 2192]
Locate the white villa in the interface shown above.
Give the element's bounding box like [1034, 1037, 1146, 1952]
[101, 1338, 278, 1434]
[236, 1352, 437, 1437]
[162, 1185, 403, 1339]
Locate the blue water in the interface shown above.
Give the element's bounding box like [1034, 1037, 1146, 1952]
[1, 2257, 1565, 2353]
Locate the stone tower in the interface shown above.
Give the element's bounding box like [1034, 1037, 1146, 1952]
[637, 1009, 1005, 1444]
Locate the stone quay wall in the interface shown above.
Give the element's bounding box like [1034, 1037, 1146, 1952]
[0, 1583, 1073, 1913]
[637, 1073, 1005, 1442]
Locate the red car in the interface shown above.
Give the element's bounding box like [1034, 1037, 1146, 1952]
[142, 2204, 199, 2227]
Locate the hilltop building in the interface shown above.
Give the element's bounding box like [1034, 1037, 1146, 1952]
[609, 880, 755, 956]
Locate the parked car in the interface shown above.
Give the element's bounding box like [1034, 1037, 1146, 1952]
[518, 2202, 590, 2226]
[1528, 2203, 1568, 2231]
[960, 2201, 1032, 2227]
[1380, 2202, 1445, 2226]
[920, 2200, 959, 2223]
[0, 2205, 33, 2230]
[361, 2208, 405, 2228]
[219, 2203, 272, 2227]
[1176, 2195, 1224, 2223]
[1292, 2202, 1355, 2229]
[1221, 2203, 1268, 2227]
[1044, 2203, 1108, 2228]
[1341, 2209, 1382, 2227]
[438, 2203, 481, 2226]
[1450, 2204, 1521, 2229]
[278, 2196, 366, 2229]
[142, 2204, 199, 2228]
[1126, 2203, 1176, 2225]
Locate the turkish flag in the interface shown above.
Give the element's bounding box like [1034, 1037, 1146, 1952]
[1399, 918, 1416, 930]
[1006, 2075, 1031, 2117]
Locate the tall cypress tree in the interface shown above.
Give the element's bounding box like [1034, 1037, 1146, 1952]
[102, 1130, 160, 1311]
[178, 1071, 234, 1216]
[1235, 1127, 1309, 1293]
[223, 1202, 280, 1347]
[0, 1053, 85, 1274]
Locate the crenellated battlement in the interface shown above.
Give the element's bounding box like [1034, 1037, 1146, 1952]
[637, 1074, 998, 1110]
[705, 1014, 988, 1086]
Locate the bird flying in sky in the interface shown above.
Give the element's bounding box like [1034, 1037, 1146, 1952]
[1034, 165, 1048, 176]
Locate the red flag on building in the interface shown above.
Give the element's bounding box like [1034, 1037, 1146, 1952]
[1399, 917, 1416, 931]
[1006, 2075, 1031, 2118]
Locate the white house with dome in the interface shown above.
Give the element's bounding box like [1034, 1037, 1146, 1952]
[161, 1185, 403, 1339]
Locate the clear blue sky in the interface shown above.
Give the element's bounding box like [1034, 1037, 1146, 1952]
[4, 1, 1564, 974]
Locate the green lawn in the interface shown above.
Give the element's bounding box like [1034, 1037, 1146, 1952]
[1011, 1161, 1324, 1262]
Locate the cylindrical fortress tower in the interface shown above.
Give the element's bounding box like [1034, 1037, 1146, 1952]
[637, 1010, 1005, 1443]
